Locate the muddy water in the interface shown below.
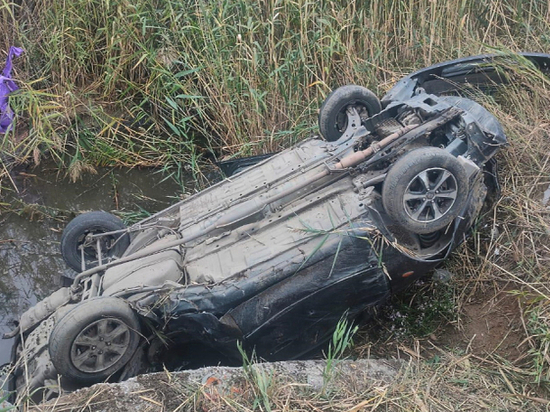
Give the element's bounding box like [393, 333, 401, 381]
[0, 164, 187, 366]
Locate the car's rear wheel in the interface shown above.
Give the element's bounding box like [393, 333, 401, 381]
[382, 147, 469, 234]
[61, 211, 130, 272]
[318, 85, 382, 142]
[49, 297, 140, 383]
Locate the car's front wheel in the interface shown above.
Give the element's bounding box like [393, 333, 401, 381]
[382, 147, 469, 234]
[49, 297, 141, 383]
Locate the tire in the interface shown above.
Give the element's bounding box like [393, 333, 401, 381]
[61, 211, 130, 272]
[318, 85, 382, 142]
[49, 297, 140, 383]
[382, 147, 469, 234]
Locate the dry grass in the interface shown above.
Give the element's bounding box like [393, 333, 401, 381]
[21, 357, 549, 411]
[460, 67, 550, 383]
[1, 0, 550, 185]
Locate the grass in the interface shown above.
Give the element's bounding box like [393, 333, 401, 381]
[237, 342, 275, 412]
[1, 0, 550, 409]
[469, 66, 550, 385]
[2, 0, 550, 187]
[322, 315, 359, 395]
[377, 278, 459, 340]
[18, 356, 550, 411]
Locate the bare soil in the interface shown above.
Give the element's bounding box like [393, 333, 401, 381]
[446, 284, 527, 362]
[356, 281, 529, 367]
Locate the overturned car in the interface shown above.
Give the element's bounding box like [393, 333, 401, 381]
[5, 53, 550, 401]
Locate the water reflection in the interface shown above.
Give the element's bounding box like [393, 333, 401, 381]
[0, 165, 185, 365]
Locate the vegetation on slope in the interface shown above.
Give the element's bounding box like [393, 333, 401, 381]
[1, 0, 549, 179]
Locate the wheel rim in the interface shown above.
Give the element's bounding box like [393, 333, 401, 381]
[335, 102, 369, 133]
[70, 318, 132, 373]
[402, 167, 458, 223]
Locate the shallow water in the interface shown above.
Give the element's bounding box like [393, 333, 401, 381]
[0, 164, 186, 366]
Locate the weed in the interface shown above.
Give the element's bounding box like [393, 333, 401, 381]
[237, 341, 274, 412]
[385, 279, 458, 339]
[0, 198, 69, 221]
[116, 205, 152, 225]
[3, 0, 550, 188]
[526, 304, 550, 384]
[0, 391, 14, 412]
[322, 314, 359, 393]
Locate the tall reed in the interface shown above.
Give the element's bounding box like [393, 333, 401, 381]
[0, 0, 548, 179]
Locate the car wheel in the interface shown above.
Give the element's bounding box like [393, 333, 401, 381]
[61, 211, 130, 272]
[382, 147, 469, 234]
[318, 85, 382, 142]
[49, 297, 140, 383]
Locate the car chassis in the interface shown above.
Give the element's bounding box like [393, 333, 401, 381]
[4, 52, 550, 401]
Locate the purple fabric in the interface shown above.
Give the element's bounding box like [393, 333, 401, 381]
[0, 46, 24, 134]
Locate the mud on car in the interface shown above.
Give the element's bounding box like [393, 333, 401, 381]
[4, 53, 550, 402]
